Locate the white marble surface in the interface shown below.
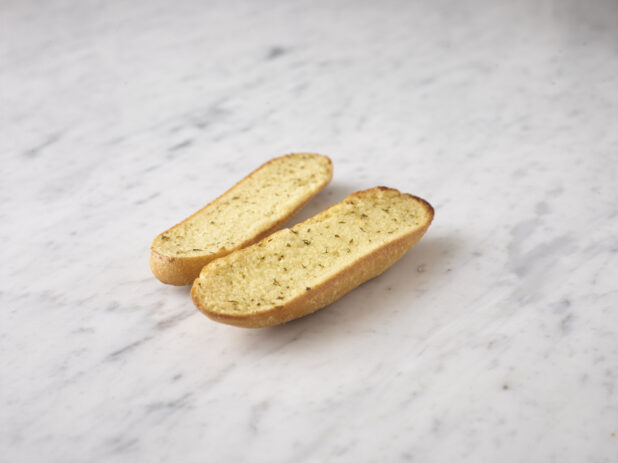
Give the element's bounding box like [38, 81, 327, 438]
[2, 0, 618, 461]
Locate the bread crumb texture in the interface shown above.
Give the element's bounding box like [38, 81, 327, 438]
[193, 187, 433, 323]
[152, 153, 332, 258]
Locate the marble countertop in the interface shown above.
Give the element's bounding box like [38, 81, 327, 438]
[2, 0, 617, 461]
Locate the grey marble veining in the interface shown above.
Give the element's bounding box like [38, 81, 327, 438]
[2, 0, 617, 461]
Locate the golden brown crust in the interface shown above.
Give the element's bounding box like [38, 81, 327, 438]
[150, 153, 333, 285]
[191, 187, 434, 327]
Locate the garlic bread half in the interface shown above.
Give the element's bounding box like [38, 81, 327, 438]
[191, 187, 434, 327]
[151, 153, 333, 285]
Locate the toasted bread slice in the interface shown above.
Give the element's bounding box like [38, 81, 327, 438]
[150, 153, 333, 285]
[191, 187, 434, 327]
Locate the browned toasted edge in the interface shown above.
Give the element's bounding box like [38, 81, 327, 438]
[191, 186, 434, 327]
[150, 153, 333, 285]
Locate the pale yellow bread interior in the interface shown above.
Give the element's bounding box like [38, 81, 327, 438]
[150, 153, 333, 285]
[191, 187, 434, 327]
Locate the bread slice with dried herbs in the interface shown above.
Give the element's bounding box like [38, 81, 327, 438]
[150, 153, 333, 285]
[191, 187, 434, 327]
